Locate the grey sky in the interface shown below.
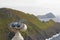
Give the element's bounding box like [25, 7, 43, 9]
[0, 0, 60, 16]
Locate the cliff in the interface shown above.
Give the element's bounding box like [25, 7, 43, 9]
[0, 8, 60, 40]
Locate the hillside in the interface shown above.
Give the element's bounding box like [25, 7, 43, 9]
[0, 8, 60, 40]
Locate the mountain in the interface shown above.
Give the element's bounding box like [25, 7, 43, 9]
[37, 12, 56, 19]
[0, 8, 60, 40]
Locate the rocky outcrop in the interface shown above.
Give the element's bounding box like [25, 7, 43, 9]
[0, 8, 60, 40]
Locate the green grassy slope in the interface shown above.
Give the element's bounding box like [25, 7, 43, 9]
[0, 8, 57, 40]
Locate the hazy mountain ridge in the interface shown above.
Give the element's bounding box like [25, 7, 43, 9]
[37, 12, 56, 19]
[0, 8, 60, 40]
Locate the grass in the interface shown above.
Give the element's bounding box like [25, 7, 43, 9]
[0, 8, 55, 40]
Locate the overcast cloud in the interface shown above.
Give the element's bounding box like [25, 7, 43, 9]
[0, 0, 60, 16]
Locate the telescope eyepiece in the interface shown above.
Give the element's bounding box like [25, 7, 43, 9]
[11, 24, 20, 28]
[10, 22, 22, 28]
[9, 22, 27, 31]
[11, 24, 15, 27]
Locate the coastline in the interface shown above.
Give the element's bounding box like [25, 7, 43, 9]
[46, 33, 60, 40]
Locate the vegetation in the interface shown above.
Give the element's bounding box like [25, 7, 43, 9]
[0, 8, 59, 40]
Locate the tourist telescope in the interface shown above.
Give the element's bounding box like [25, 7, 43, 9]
[9, 22, 27, 40]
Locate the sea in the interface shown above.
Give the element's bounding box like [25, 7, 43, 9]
[39, 16, 60, 40]
[39, 17, 60, 22]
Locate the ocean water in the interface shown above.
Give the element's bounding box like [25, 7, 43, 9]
[39, 16, 60, 40]
[46, 33, 60, 40]
[40, 17, 60, 22]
